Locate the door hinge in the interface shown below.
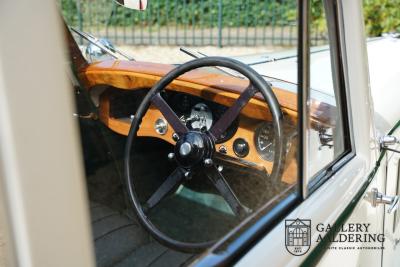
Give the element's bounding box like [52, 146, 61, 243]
[380, 135, 400, 153]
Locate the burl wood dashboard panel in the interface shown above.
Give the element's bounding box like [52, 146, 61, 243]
[79, 60, 332, 184]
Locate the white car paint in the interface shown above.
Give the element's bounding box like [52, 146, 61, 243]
[367, 37, 400, 133]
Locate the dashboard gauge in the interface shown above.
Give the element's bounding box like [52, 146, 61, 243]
[233, 138, 250, 158]
[189, 103, 213, 131]
[254, 122, 275, 162]
[166, 92, 239, 141]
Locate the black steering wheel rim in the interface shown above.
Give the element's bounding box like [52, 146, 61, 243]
[124, 56, 284, 252]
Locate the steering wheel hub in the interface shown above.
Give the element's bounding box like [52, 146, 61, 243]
[174, 131, 214, 168]
[179, 142, 192, 156]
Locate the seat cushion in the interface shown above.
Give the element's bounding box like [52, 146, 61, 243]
[89, 202, 193, 267]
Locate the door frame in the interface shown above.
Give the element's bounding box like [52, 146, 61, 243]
[0, 1, 95, 266]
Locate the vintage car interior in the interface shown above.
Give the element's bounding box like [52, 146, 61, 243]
[4, 0, 400, 265]
[64, 2, 341, 266]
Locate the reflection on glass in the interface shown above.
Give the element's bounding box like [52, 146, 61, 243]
[308, 0, 346, 179]
[61, 0, 300, 264]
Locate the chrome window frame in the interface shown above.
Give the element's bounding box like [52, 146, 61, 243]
[303, 0, 355, 197]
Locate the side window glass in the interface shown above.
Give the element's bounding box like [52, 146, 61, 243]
[60, 0, 301, 265]
[308, 0, 349, 179]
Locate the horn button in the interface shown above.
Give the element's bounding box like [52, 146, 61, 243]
[174, 131, 214, 168]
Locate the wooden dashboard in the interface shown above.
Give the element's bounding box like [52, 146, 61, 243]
[78, 60, 334, 185]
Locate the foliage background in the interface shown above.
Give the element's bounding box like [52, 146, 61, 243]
[60, 0, 400, 37]
[363, 0, 400, 36]
[61, 0, 297, 27]
[311, 0, 400, 36]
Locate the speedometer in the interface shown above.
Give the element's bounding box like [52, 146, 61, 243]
[254, 122, 275, 162]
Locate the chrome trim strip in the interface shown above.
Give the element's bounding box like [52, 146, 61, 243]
[300, 0, 310, 199]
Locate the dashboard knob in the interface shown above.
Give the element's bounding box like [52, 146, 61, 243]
[203, 158, 213, 167]
[233, 138, 249, 158]
[167, 153, 175, 161]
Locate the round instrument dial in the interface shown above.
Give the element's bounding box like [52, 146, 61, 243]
[189, 103, 213, 131]
[255, 122, 275, 162]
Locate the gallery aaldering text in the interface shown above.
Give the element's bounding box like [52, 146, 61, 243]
[315, 223, 385, 243]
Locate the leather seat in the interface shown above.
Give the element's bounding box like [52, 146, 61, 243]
[89, 202, 193, 267]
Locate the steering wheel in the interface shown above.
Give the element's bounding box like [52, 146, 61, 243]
[124, 57, 284, 252]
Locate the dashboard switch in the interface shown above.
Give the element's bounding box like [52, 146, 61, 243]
[154, 118, 168, 135]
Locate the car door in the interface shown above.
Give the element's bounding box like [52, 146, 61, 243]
[382, 147, 400, 267]
[379, 107, 400, 267]
[367, 34, 400, 267]
[0, 1, 95, 266]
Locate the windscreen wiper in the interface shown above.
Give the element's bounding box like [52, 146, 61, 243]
[180, 47, 246, 79]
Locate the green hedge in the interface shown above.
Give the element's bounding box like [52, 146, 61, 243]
[61, 0, 297, 27]
[364, 0, 400, 36]
[60, 0, 400, 37]
[110, 0, 297, 27]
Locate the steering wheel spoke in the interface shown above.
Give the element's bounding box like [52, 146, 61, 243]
[151, 93, 189, 134]
[205, 165, 251, 217]
[209, 84, 258, 140]
[144, 167, 185, 212]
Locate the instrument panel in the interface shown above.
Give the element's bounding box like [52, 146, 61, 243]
[100, 87, 297, 184]
[82, 60, 312, 185]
